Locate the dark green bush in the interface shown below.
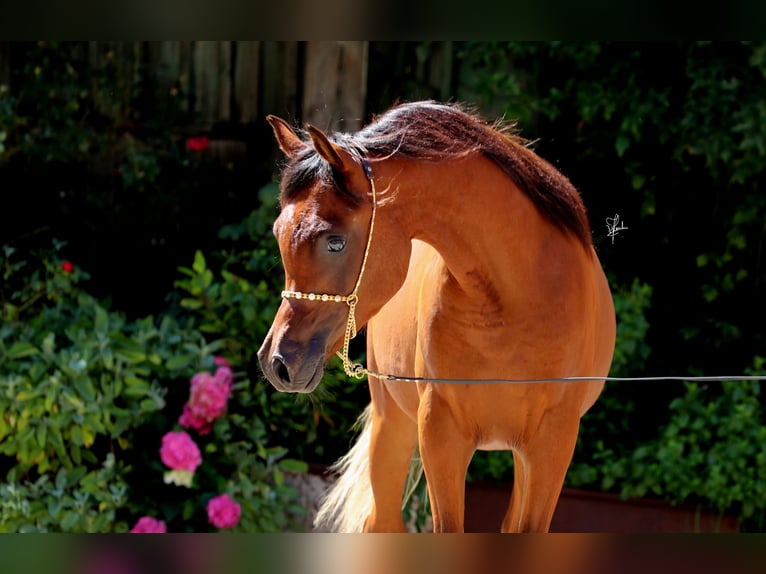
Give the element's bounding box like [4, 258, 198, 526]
[0, 244, 305, 532]
[456, 41, 766, 528]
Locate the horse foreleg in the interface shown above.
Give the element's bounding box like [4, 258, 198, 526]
[364, 380, 419, 532]
[501, 450, 529, 532]
[418, 394, 475, 533]
[501, 415, 580, 532]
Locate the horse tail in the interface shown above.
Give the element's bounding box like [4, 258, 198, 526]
[314, 403, 425, 532]
[314, 404, 374, 532]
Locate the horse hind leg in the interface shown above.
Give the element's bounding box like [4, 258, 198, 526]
[501, 416, 580, 533]
[364, 379, 419, 532]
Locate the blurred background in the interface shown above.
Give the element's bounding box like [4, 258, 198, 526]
[1, 41, 765, 533]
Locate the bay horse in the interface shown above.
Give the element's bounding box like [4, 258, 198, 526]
[257, 101, 616, 532]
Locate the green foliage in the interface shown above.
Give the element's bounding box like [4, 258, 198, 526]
[455, 42, 766, 527]
[590, 362, 766, 531]
[608, 278, 653, 377]
[0, 245, 192, 479]
[0, 455, 127, 533]
[0, 244, 306, 532]
[456, 42, 766, 363]
[0, 245, 181, 531]
[174, 182, 283, 365]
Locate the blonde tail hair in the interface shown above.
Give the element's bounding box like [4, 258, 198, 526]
[313, 403, 424, 532]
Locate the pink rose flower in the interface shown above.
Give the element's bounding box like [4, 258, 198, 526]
[159, 431, 201, 472]
[206, 493, 241, 529]
[178, 361, 233, 435]
[179, 403, 213, 435]
[130, 516, 167, 533]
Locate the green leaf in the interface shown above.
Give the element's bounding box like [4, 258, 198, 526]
[94, 306, 108, 334]
[278, 459, 308, 473]
[61, 511, 80, 531]
[71, 444, 82, 465]
[74, 378, 96, 402]
[165, 354, 193, 371]
[101, 347, 114, 369]
[55, 467, 68, 490]
[6, 341, 39, 359]
[630, 173, 645, 190]
[81, 426, 95, 447]
[36, 423, 47, 450]
[615, 134, 630, 157]
[15, 390, 40, 401]
[113, 348, 147, 364]
[70, 426, 83, 446]
[192, 250, 206, 274]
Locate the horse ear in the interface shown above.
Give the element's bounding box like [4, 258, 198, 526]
[306, 124, 355, 175]
[267, 115, 306, 158]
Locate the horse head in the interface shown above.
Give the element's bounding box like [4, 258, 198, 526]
[257, 116, 406, 393]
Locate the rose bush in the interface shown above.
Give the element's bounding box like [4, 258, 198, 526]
[0, 244, 307, 532]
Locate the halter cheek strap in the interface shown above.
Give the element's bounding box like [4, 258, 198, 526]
[280, 158, 377, 379]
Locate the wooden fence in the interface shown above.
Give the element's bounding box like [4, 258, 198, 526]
[0, 41, 369, 131]
[0, 41, 464, 133]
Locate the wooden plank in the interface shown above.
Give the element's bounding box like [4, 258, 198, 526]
[145, 41, 193, 116]
[435, 41, 454, 101]
[151, 41, 181, 92]
[233, 41, 261, 124]
[260, 42, 300, 122]
[192, 41, 232, 128]
[303, 41, 368, 132]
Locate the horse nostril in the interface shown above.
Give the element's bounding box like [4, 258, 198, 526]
[272, 355, 291, 386]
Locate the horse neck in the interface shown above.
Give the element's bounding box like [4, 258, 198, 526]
[378, 154, 564, 301]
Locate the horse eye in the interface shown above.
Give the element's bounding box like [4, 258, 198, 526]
[327, 236, 346, 253]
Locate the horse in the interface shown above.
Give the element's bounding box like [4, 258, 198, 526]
[257, 101, 616, 533]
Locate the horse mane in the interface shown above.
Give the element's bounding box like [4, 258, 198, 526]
[280, 101, 592, 247]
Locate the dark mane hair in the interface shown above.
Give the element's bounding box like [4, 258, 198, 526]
[281, 101, 592, 247]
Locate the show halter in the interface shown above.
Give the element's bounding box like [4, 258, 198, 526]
[280, 157, 377, 379]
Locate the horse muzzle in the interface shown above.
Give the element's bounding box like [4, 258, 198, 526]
[257, 332, 327, 394]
